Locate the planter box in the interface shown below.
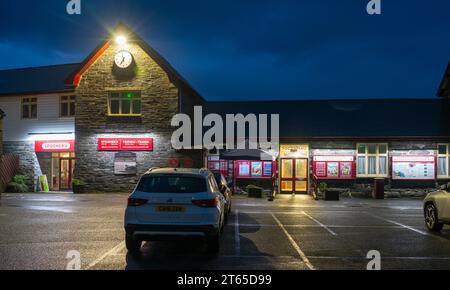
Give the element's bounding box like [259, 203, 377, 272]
[247, 187, 263, 198]
[324, 190, 340, 201]
[73, 185, 87, 194]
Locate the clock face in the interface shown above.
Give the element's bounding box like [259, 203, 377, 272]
[114, 50, 133, 69]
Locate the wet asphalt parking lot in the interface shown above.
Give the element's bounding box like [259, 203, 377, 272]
[0, 193, 450, 270]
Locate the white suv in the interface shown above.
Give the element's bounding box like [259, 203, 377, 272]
[124, 168, 226, 254]
[424, 183, 450, 232]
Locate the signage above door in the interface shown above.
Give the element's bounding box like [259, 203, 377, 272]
[35, 140, 75, 152]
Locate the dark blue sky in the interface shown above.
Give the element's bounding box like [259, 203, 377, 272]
[0, 0, 449, 101]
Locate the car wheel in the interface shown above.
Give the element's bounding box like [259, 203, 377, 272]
[425, 203, 444, 232]
[206, 235, 220, 254]
[125, 234, 141, 254]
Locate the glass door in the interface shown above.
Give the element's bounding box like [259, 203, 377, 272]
[280, 158, 308, 193]
[59, 158, 74, 190]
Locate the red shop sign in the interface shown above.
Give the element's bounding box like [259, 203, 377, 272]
[35, 140, 75, 152]
[98, 138, 153, 151]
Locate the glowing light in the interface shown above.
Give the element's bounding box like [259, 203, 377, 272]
[115, 35, 127, 45]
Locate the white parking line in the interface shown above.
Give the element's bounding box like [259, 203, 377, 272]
[232, 223, 403, 229]
[86, 241, 125, 270]
[271, 213, 315, 270]
[235, 209, 241, 255]
[302, 211, 338, 236]
[367, 213, 430, 236]
[308, 256, 450, 260]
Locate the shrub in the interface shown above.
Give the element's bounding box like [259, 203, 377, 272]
[12, 175, 28, 184]
[6, 175, 29, 193]
[319, 182, 328, 193]
[72, 178, 86, 187]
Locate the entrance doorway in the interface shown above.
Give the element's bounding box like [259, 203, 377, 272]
[280, 158, 308, 194]
[51, 152, 75, 191]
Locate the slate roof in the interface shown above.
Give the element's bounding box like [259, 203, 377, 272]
[204, 99, 450, 139]
[438, 61, 450, 97]
[0, 63, 78, 96]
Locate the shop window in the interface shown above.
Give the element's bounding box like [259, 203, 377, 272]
[108, 91, 141, 116]
[22, 97, 37, 119]
[60, 96, 76, 117]
[356, 143, 388, 177]
[437, 144, 450, 178]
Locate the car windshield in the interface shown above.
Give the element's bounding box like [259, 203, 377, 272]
[137, 176, 207, 193]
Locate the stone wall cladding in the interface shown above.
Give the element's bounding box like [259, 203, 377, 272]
[0, 119, 3, 155]
[3, 141, 42, 190]
[74, 42, 202, 193]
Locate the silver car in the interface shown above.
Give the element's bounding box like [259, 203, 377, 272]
[424, 183, 450, 232]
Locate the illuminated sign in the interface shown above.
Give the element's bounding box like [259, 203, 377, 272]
[392, 156, 435, 180]
[313, 156, 355, 179]
[98, 138, 153, 151]
[35, 140, 75, 152]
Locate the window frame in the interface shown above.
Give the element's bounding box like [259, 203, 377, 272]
[59, 95, 76, 118]
[437, 144, 450, 179]
[356, 143, 388, 178]
[21, 97, 38, 120]
[107, 91, 142, 116]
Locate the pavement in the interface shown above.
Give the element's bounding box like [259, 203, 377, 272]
[0, 192, 450, 270]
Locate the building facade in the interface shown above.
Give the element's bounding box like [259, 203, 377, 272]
[0, 23, 449, 195]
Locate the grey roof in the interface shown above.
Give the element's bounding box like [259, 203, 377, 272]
[0, 64, 78, 96]
[204, 99, 450, 139]
[438, 61, 450, 97]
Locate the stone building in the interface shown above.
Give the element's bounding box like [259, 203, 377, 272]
[0, 22, 449, 195]
[0, 108, 5, 155]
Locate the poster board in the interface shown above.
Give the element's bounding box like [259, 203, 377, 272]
[114, 152, 137, 175]
[235, 160, 273, 179]
[313, 156, 355, 179]
[392, 156, 435, 180]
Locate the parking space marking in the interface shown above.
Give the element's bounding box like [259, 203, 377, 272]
[234, 209, 241, 255]
[234, 223, 403, 229]
[86, 241, 125, 270]
[271, 213, 315, 270]
[367, 213, 430, 236]
[302, 211, 338, 236]
[308, 256, 450, 260]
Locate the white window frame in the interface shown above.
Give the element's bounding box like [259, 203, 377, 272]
[437, 144, 450, 179]
[107, 91, 142, 116]
[60, 95, 76, 117]
[356, 143, 388, 178]
[21, 97, 37, 119]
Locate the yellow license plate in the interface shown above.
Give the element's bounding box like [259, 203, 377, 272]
[156, 206, 185, 212]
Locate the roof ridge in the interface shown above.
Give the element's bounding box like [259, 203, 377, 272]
[0, 63, 80, 72]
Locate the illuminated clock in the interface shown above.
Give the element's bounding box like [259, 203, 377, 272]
[114, 50, 133, 69]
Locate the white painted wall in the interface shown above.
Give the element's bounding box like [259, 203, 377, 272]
[0, 95, 75, 141]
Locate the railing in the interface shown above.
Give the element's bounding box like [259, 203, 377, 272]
[0, 154, 19, 193]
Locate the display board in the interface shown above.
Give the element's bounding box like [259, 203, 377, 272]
[392, 156, 435, 180]
[313, 156, 355, 179]
[207, 156, 229, 176]
[114, 152, 137, 175]
[235, 160, 273, 179]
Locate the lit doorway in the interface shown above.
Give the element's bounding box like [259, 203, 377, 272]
[280, 158, 308, 194]
[51, 152, 75, 191]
